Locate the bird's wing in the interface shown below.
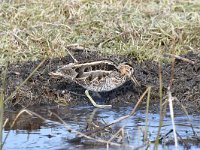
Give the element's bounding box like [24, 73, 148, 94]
[75, 70, 113, 86]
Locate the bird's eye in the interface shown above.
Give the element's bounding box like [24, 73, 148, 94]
[129, 67, 134, 72]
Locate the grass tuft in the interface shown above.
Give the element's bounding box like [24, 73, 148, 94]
[0, 0, 200, 64]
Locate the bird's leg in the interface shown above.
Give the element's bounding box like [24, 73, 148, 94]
[85, 90, 112, 109]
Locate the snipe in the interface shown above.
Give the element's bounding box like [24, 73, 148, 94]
[49, 50, 140, 108]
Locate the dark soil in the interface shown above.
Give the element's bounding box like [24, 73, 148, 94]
[2, 49, 200, 113]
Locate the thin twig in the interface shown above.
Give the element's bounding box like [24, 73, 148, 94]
[2, 109, 33, 147]
[3, 118, 9, 128]
[107, 127, 124, 143]
[176, 131, 189, 148]
[66, 43, 85, 51]
[167, 88, 178, 149]
[43, 22, 72, 31]
[144, 86, 151, 141]
[164, 53, 195, 64]
[154, 62, 163, 150]
[108, 87, 150, 126]
[133, 141, 151, 150]
[66, 48, 78, 63]
[4, 57, 46, 103]
[0, 63, 7, 149]
[169, 97, 200, 139]
[151, 129, 173, 143]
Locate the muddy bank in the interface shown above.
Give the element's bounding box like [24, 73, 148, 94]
[2, 49, 200, 113]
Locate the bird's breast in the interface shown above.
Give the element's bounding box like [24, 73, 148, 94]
[80, 76, 127, 92]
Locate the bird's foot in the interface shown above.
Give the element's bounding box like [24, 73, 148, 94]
[85, 90, 112, 109]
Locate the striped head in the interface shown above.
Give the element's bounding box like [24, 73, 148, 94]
[118, 63, 140, 86]
[118, 63, 134, 77]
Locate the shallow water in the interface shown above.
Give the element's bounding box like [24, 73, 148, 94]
[3, 106, 200, 150]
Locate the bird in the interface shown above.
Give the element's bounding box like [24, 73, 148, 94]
[49, 59, 140, 109]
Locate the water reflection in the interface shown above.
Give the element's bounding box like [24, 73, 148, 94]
[3, 106, 200, 150]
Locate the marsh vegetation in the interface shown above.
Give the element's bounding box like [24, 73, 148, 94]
[1, 0, 200, 149]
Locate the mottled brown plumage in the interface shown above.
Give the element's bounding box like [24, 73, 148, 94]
[49, 59, 139, 108]
[50, 60, 139, 92]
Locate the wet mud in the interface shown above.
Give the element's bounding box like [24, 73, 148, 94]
[2, 49, 200, 113]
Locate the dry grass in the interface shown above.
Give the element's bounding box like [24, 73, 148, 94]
[0, 0, 200, 64]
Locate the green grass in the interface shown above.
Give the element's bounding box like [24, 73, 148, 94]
[0, 0, 200, 65]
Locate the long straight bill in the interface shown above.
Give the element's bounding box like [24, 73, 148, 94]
[130, 76, 140, 86]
